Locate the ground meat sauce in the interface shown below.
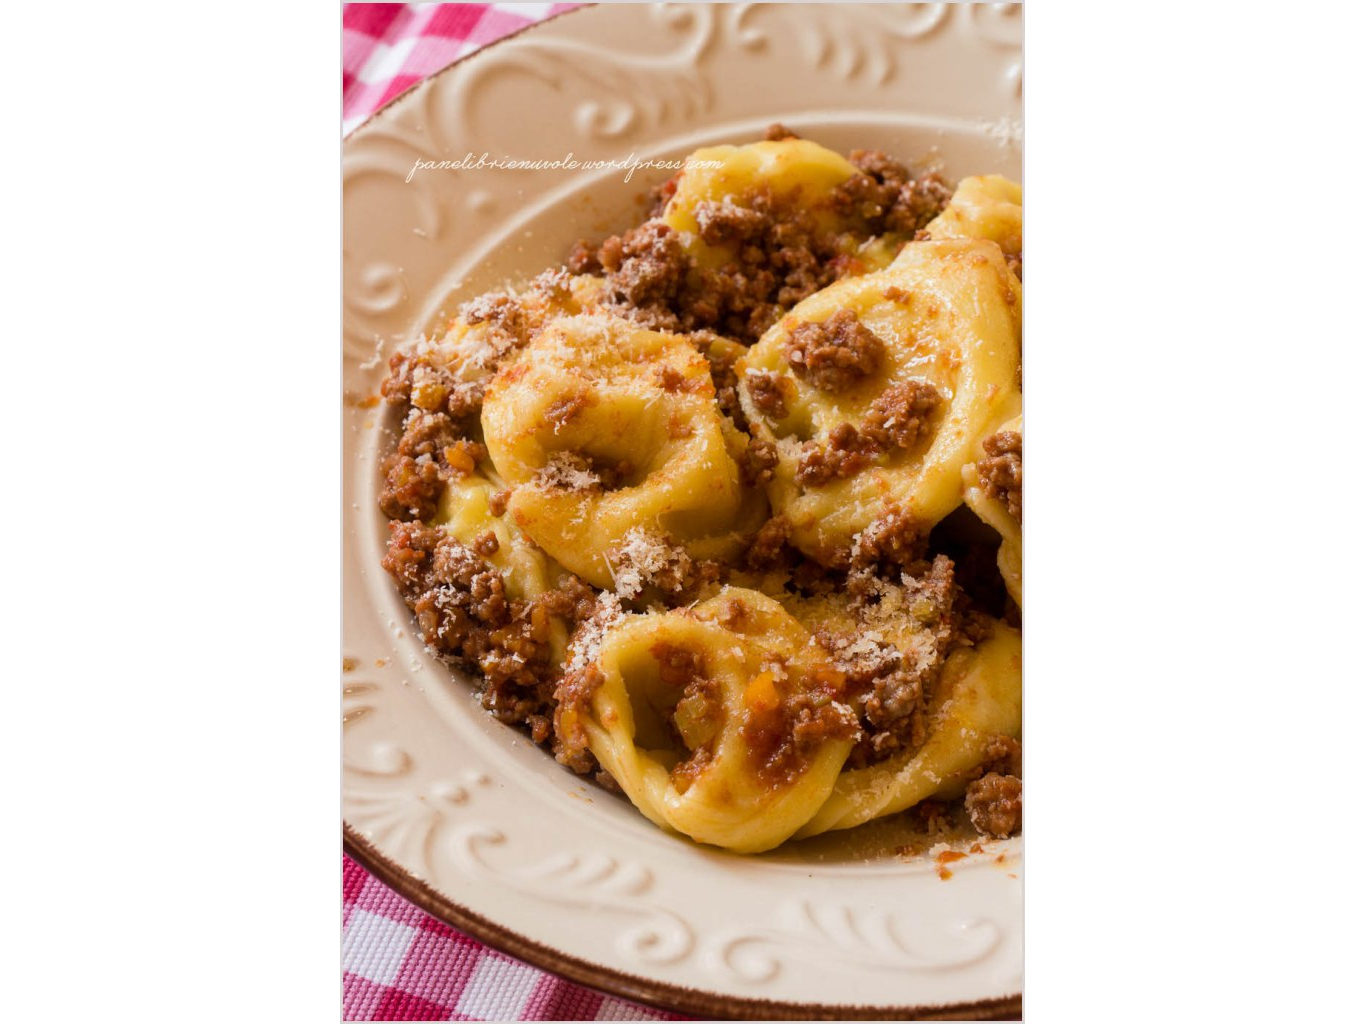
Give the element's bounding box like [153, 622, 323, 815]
[746, 370, 790, 420]
[861, 379, 941, 450]
[824, 627, 934, 770]
[965, 772, 1023, 838]
[978, 430, 1023, 520]
[572, 150, 950, 347]
[745, 516, 793, 570]
[796, 422, 880, 487]
[836, 553, 971, 769]
[382, 353, 487, 427]
[793, 380, 942, 489]
[460, 291, 530, 347]
[383, 521, 559, 741]
[378, 452, 445, 523]
[850, 506, 929, 572]
[693, 334, 747, 427]
[545, 390, 595, 432]
[784, 309, 884, 392]
[834, 150, 954, 237]
[378, 411, 466, 522]
[977, 734, 1023, 778]
[551, 664, 604, 775]
[739, 660, 860, 787]
[739, 437, 779, 487]
[637, 641, 729, 793]
[376, 128, 1021, 845]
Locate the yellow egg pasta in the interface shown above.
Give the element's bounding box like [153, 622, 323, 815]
[436, 470, 556, 600]
[481, 313, 766, 591]
[923, 174, 1022, 258]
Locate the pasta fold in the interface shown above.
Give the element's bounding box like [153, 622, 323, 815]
[795, 620, 1022, 838]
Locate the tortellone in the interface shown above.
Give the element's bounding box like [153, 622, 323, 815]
[559, 587, 859, 853]
[481, 314, 765, 589]
[795, 621, 1022, 839]
[963, 416, 1023, 606]
[738, 238, 1022, 563]
[662, 138, 865, 266]
[924, 174, 1022, 259]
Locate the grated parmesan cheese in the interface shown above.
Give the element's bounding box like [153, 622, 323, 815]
[535, 451, 601, 492]
[565, 593, 625, 674]
[606, 527, 692, 600]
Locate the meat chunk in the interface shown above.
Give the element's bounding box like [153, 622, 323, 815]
[739, 437, 779, 487]
[795, 422, 879, 487]
[835, 150, 953, 235]
[860, 379, 941, 450]
[783, 309, 884, 392]
[885, 172, 954, 235]
[377, 410, 468, 521]
[578, 178, 862, 343]
[745, 516, 792, 570]
[746, 371, 790, 421]
[965, 772, 1023, 838]
[694, 200, 767, 247]
[600, 220, 689, 310]
[978, 430, 1022, 520]
[377, 454, 444, 522]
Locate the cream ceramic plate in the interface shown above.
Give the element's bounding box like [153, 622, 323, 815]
[343, 4, 1023, 1018]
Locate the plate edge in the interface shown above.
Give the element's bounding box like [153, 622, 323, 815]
[343, 825, 1022, 1021]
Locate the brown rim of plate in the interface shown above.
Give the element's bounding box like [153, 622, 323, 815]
[345, 825, 1021, 1021]
[342, 6, 1022, 1019]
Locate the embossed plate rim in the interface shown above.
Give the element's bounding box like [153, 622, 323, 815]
[344, 826, 1022, 1021]
[342, 4, 1023, 1018]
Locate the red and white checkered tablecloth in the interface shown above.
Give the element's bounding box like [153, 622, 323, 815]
[344, 3, 581, 134]
[343, 856, 683, 1021]
[343, 5, 686, 1021]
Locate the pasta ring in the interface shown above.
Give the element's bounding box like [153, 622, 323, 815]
[559, 587, 859, 853]
[738, 238, 1022, 563]
[481, 313, 765, 590]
